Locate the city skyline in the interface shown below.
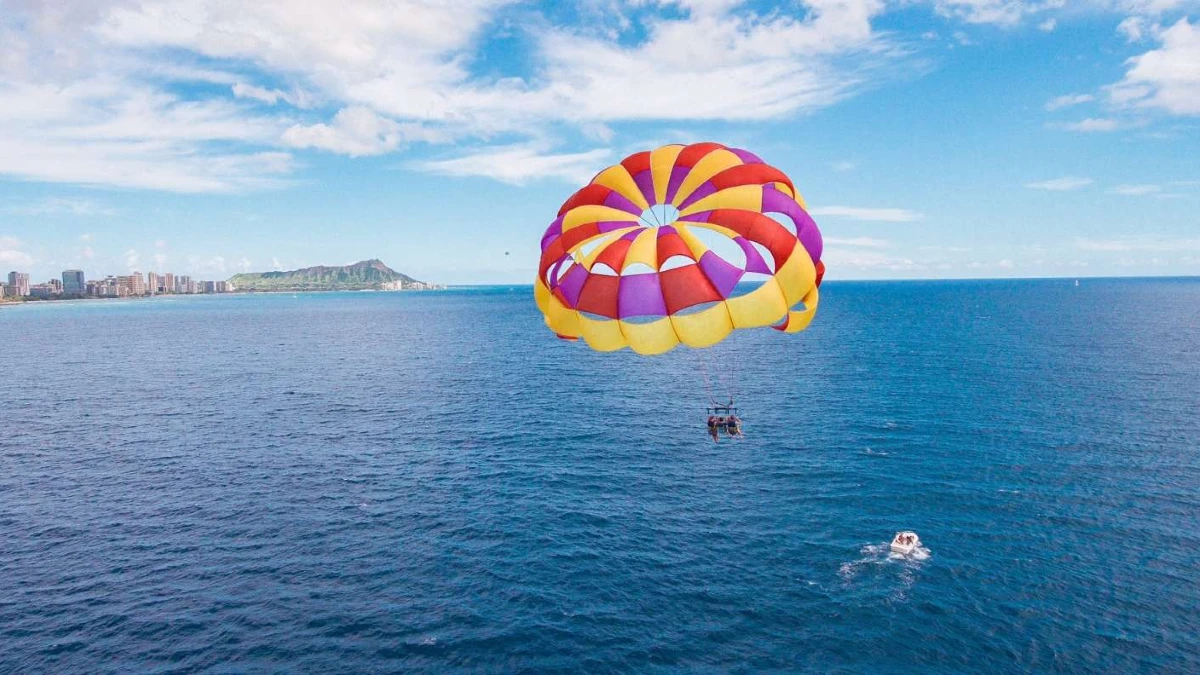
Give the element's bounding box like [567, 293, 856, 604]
[2, 267, 232, 301]
[1, 2, 1199, 284]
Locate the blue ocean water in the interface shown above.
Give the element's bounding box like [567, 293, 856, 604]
[1, 279, 1198, 673]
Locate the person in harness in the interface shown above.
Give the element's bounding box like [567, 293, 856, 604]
[707, 415, 722, 442]
[726, 414, 742, 437]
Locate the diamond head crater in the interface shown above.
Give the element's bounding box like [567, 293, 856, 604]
[228, 259, 440, 292]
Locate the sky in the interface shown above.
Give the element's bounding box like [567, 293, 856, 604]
[1, 0, 1198, 285]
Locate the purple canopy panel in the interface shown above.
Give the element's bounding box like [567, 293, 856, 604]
[761, 189, 803, 229]
[679, 211, 713, 223]
[547, 256, 567, 288]
[698, 251, 745, 299]
[603, 190, 643, 215]
[665, 166, 690, 204]
[762, 189, 823, 261]
[617, 273, 668, 318]
[736, 237, 773, 274]
[597, 220, 637, 234]
[678, 181, 716, 211]
[799, 220, 823, 263]
[557, 263, 589, 307]
[541, 216, 564, 251]
[632, 170, 656, 208]
[729, 148, 763, 165]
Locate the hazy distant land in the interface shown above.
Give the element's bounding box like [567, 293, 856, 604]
[228, 259, 436, 292]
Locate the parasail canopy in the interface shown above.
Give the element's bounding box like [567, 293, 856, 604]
[535, 142, 825, 355]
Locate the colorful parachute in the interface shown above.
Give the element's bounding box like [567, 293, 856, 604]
[535, 142, 825, 355]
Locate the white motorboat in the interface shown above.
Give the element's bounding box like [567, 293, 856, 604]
[890, 531, 921, 555]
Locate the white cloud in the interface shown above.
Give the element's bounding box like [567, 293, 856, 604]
[1118, 16, 1146, 42]
[920, 244, 972, 252]
[80, 233, 94, 242]
[1024, 176, 1093, 190]
[1045, 93, 1094, 111]
[237, 257, 252, 272]
[931, 0, 1057, 27]
[153, 253, 167, 268]
[1061, 117, 1120, 132]
[998, 258, 1015, 268]
[0, 236, 35, 268]
[1076, 235, 1200, 251]
[831, 160, 856, 172]
[271, 257, 284, 271]
[283, 107, 445, 156]
[414, 145, 613, 185]
[124, 248, 139, 270]
[820, 248, 921, 271]
[808, 205, 924, 222]
[232, 82, 313, 108]
[1038, 18, 1057, 32]
[6, 198, 115, 216]
[1107, 19, 1200, 116]
[82, 246, 95, 259]
[193, 255, 228, 275]
[824, 236, 889, 247]
[1111, 183, 1162, 195]
[0, 1, 905, 190]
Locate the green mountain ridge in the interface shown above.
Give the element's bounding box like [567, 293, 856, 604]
[228, 259, 423, 291]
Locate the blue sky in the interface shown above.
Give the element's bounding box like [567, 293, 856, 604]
[1, 0, 1198, 284]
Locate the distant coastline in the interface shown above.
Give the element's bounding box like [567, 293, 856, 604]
[228, 259, 441, 292]
[2, 259, 442, 305]
[0, 285, 448, 307]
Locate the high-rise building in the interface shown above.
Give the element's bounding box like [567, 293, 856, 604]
[7, 271, 30, 297]
[62, 269, 85, 295]
[176, 275, 191, 293]
[147, 272, 160, 295]
[48, 279, 62, 293]
[117, 273, 146, 296]
[164, 273, 175, 294]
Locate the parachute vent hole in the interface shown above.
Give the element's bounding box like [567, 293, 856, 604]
[591, 263, 619, 276]
[549, 256, 577, 286]
[622, 262, 656, 276]
[767, 211, 798, 236]
[577, 238, 608, 259]
[748, 242, 776, 273]
[684, 226, 747, 268]
[639, 204, 680, 227]
[659, 255, 695, 271]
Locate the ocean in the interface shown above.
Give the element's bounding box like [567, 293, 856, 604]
[1, 279, 1198, 673]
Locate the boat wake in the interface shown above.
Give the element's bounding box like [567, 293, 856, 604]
[838, 542, 932, 603]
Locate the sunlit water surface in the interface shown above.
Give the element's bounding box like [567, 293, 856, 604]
[1, 279, 1198, 672]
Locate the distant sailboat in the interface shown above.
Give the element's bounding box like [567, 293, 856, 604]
[1074, 279, 1080, 287]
